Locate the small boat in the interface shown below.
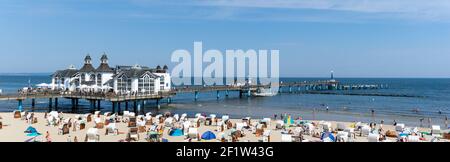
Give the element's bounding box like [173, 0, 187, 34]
[252, 88, 276, 97]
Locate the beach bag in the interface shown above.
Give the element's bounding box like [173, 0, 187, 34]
[386, 130, 398, 138]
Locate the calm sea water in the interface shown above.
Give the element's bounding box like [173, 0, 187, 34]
[1, 75, 449, 127]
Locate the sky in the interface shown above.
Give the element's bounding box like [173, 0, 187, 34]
[0, 0, 450, 78]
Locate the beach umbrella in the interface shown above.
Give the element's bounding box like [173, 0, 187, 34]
[201, 131, 216, 140]
[24, 126, 41, 137]
[169, 129, 183, 136]
[321, 132, 335, 142]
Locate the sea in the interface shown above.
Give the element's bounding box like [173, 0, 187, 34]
[0, 74, 449, 128]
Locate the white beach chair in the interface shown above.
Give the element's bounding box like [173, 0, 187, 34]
[180, 113, 187, 121]
[86, 128, 100, 142]
[368, 133, 379, 142]
[336, 131, 349, 142]
[94, 111, 101, 117]
[188, 128, 198, 139]
[275, 120, 284, 129]
[431, 125, 441, 136]
[173, 114, 180, 121]
[281, 134, 293, 142]
[164, 117, 174, 127]
[395, 123, 405, 132]
[336, 123, 346, 131]
[236, 123, 245, 131]
[408, 135, 420, 142]
[106, 123, 118, 135]
[304, 123, 315, 135]
[361, 125, 371, 136]
[322, 122, 332, 132]
[222, 115, 230, 123]
[344, 127, 356, 139]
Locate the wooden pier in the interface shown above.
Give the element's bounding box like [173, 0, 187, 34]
[0, 80, 386, 114]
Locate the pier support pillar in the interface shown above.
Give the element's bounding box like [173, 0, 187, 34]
[48, 98, 53, 110]
[18, 99, 23, 111]
[239, 91, 243, 98]
[141, 100, 145, 115]
[112, 102, 116, 114]
[89, 100, 94, 112]
[194, 91, 199, 101]
[133, 100, 137, 114]
[31, 98, 35, 108]
[216, 91, 220, 99]
[125, 101, 129, 111]
[118, 102, 121, 114]
[167, 97, 171, 104]
[75, 99, 79, 110]
[71, 99, 75, 113]
[156, 99, 160, 110]
[97, 100, 101, 111]
[54, 98, 58, 111]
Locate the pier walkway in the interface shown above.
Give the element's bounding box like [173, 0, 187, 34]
[0, 80, 385, 113]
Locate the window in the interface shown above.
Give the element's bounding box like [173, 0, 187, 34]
[97, 74, 102, 86]
[117, 75, 131, 92]
[160, 76, 165, 90]
[81, 74, 85, 81]
[138, 75, 154, 94]
[90, 74, 96, 82]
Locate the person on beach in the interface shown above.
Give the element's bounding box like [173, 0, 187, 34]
[274, 114, 277, 120]
[445, 116, 448, 129]
[379, 120, 384, 132]
[45, 131, 52, 142]
[393, 120, 397, 126]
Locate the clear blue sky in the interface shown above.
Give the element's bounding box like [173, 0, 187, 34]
[1, 0, 450, 78]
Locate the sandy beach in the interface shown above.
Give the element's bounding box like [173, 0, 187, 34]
[0, 111, 448, 142]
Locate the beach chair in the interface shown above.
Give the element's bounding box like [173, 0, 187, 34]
[128, 117, 137, 127]
[368, 133, 379, 142]
[94, 118, 104, 129]
[105, 123, 118, 135]
[128, 128, 140, 141]
[20, 111, 28, 120]
[84, 114, 92, 123]
[13, 110, 21, 118]
[361, 125, 371, 137]
[94, 111, 101, 118]
[187, 128, 198, 139]
[275, 120, 284, 129]
[408, 135, 420, 142]
[180, 113, 187, 121]
[336, 123, 346, 131]
[86, 128, 100, 142]
[263, 130, 271, 142]
[322, 122, 332, 132]
[304, 123, 315, 135]
[336, 131, 349, 142]
[431, 125, 441, 137]
[344, 127, 356, 139]
[164, 117, 174, 127]
[395, 123, 405, 132]
[222, 115, 230, 123]
[281, 134, 293, 142]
